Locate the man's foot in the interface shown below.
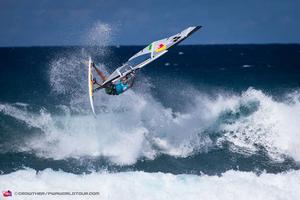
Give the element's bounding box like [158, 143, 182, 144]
[93, 78, 97, 84]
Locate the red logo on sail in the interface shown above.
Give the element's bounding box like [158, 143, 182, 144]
[155, 43, 166, 52]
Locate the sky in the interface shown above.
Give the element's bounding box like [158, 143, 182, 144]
[0, 0, 300, 46]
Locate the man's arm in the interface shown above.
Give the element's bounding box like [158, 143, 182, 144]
[127, 74, 135, 88]
[93, 63, 107, 82]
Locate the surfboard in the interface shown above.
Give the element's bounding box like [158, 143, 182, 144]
[88, 57, 96, 115]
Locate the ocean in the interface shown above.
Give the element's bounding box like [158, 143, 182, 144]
[0, 44, 300, 199]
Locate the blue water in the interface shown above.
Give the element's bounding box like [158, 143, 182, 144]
[0, 45, 300, 177]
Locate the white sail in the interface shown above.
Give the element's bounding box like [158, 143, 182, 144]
[96, 26, 201, 89]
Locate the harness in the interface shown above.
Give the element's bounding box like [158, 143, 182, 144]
[104, 83, 118, 95]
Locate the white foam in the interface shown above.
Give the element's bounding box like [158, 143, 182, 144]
[0, 169, 299, 200]
[1, 88, 300, 164]
[0, 104, 52, 130]
[49, 22, 114, 112]
[0, 90, 213, 165]
[85, 21, 113, 47]
[217, 88, 300, 161]
[242, 64, 252, 68]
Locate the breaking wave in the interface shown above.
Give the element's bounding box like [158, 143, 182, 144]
[1, 88, 300, 165]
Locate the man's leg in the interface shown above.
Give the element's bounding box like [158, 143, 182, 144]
[93, 63, 107, 82]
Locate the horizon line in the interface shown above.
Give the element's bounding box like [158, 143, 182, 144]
[1, 43, 300, 48]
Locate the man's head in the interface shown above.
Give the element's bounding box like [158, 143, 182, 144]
[121, 76, 128, 83]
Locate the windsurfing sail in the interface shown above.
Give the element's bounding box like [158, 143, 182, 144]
[94, 26, 201, 91]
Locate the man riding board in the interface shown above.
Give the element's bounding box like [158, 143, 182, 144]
[92, 62, 135, 95]
[89, 26, 201, 96]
